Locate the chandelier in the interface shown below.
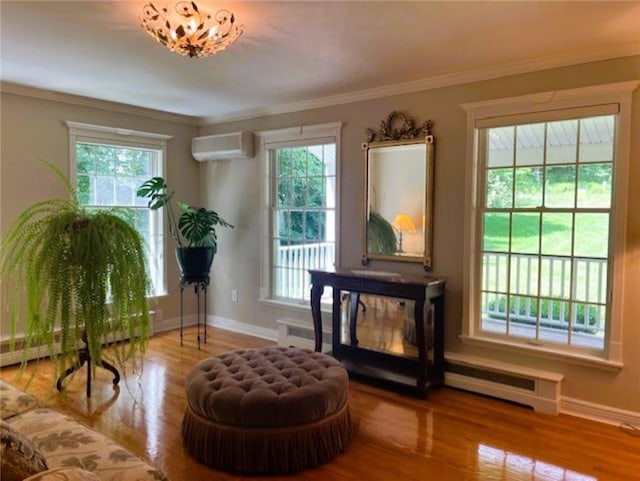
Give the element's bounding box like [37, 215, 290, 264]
[139, 2, 243, 58]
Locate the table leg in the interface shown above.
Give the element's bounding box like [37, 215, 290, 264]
[414, 299, 428, 397]
[310, 284, 325, 352]
[332, 287, 342, 350]
[429, 297, 445, 387]
[348, 291, 360, 346]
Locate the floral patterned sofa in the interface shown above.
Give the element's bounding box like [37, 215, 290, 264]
[0, 380, 168, 481]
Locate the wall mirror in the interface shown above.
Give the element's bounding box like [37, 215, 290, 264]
[362, 111, 435, 270]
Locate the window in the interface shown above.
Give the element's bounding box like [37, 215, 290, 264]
[462, 82, 635, 363]
[480, 115, 614, 350]
[259, 123, 341, 305]
[67, 122, 171, 296]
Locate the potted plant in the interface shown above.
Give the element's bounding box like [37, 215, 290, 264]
[136, 177, 233, 283]
[0, 160, 150, 395]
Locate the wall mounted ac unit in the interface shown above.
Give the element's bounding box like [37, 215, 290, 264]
[191, 131, 255, 161]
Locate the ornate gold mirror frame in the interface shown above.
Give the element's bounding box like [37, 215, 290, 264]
[361, 111, 435, 270]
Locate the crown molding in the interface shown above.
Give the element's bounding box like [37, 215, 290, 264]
[199, 41, 640, 126]
[2, 41, 638, 128]
[0, 81, 199, 126]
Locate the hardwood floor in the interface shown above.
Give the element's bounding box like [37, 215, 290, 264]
[1, 326, 638, 481]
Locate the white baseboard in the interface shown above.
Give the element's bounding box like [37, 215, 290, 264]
[207, 315, 278, 342]
[1, 313, 160, 368]
[560, 396, 640, 426]
[155, 314, 278, 344]
[152, 314, 197, 334]
[0, 345, 54, 367]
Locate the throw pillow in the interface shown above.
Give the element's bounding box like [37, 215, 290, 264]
[0, 419, 49, 481]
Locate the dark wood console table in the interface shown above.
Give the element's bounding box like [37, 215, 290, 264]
[309, 268, 446, 397]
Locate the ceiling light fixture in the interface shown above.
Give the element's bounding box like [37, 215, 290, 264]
[139, 1, 243, 58]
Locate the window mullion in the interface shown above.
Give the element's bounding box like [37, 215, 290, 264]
[505, 125, 517, 337]
[477, 130, 489, 337]
[535, 123, 549, 342]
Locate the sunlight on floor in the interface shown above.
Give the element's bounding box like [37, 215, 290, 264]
[477, 444, 597, 481]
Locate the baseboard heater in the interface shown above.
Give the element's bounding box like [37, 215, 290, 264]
[277, 318, 331, 353]
[445, 352, 563, 415]
[0, 311, 158, 368]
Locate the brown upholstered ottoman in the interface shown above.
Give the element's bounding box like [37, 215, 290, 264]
[181, 346, 352, 474]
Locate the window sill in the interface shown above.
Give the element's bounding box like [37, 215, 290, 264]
[149, 292, 168, 300]
[459, 334, 623, 371]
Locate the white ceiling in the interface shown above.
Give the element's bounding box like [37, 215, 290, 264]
[1, 1, 639, 123]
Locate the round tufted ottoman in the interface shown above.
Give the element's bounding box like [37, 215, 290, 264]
[181, 346, 352, 474]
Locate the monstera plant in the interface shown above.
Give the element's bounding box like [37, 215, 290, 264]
[137, 177, 233, 282]
[0, 160, 150, 394]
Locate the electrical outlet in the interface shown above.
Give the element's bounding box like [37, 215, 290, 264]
[232, 289, 238, 302]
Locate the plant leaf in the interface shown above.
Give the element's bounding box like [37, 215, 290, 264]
[136, 177, 166, 197]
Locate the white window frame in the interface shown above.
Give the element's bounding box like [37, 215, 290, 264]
[257, 122, 342, 309]
[461, 81, 638, 368]
[66, 121, 171, 297]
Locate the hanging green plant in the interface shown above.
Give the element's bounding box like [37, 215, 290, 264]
[0, 159, 151, 387]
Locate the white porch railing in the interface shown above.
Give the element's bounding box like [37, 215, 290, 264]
[482, 252, 607, 336]
[273, 245, 607, 343]
[275, 242, 335, 300]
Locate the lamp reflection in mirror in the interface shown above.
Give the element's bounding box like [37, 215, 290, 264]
[139, 1, 243, 58]
[393, 214, 416, 253]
